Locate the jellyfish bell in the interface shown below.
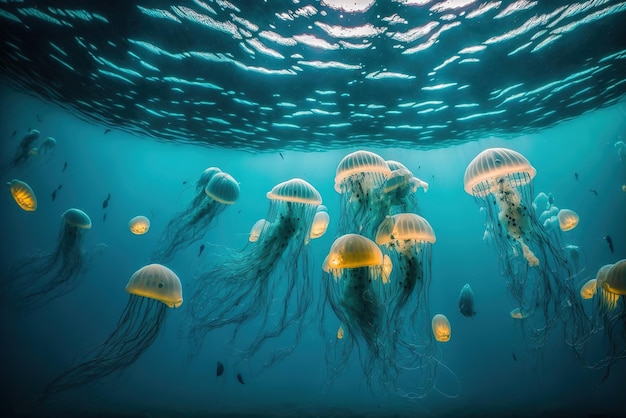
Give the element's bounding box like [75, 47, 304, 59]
[128, 215, 151, 235]
[42, 264, 182, 399]
[8, 179, 37, 211]
[197, 166, 222, 191]
[602, 260, 626, 296]
[557, 209, 579, 232]
[510, 307, 528, 319]
[310, 210, 330, 240]
[249, 218, 270, 243]
[432, 314, 451, 342]
[62, 208, 92, 229]
[533, 191, 550, 214]
[580, 278, 597, 300]
[595, 264, 618, 311]
[205, 172, 239, 205]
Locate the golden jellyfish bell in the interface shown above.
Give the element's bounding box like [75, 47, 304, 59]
[8, 179, 37, 211]
[557, 209, 579, 232]
[310, 210, 330, 239]
[595, 263, 618, 311]
[464, 148, 536, 197]
[128, 215, 150, 235]
[249, 219, 269, 243]
[375, 213, 436, 246]
[603, 259, 626, 296]
[431, 314, 451, 342]
[337, 324, 344, 340]
[510, 307, 528, 319]
[580, 278, 597, 300]
[125, 264, 183, 308]
[325, 233, 383, 271]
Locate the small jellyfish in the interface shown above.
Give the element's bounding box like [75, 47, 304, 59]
[128, 215, 150, 235]
[557, 209, 579, 232]
[152, 168, 239, 263]
[309, 208, 330, 240]
[7, 179, 37, 211]
[431, 314, 451, 342]
[41, 264, 182, 399]
[510, 307, 528, 319]
[458, 284, 476, 318]
[615, 141, 626, 164]
[7, 208, 92, 309]
[579, 278, 597, 300]
[248, 218, 269, 243]
[39, 137, 56, 162]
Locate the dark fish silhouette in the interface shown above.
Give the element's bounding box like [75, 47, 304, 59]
[103, 213, 107, 222]
[198, 244, 205, 257]
[279, 152, 284, 160]
[604, 235, 614, 253]
[574, 172, 579, 181]
[589, 189, 598, 196]
[182, 180, 188, 185]
[104, 128, 111, 134]
[102, 193, 111, 209]
[548, 193, 554, 206]
[236, 373, 245, 385]
[216, 361, 224, 377]
[458, 284, 476, 318]
[62, 162, 68, 172]
[51, 184, 62, 201]
[512, 353, 517, 361]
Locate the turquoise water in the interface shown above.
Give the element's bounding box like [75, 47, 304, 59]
[1, 86, 625, 417]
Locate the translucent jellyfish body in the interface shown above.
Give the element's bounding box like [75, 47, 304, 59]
[188, 178, 322, 369]
[42, 264, 182, 399]
[8, 179, 37, 211]
[7, 208, 92, 310]
[128, 215, 151, 235]
[152, 167, 238, 263]
[464, 148, 589, 350]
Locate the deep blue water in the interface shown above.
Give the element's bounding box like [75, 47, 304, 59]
[1, 86, 625, 417]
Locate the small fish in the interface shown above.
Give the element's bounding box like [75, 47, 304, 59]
[62, 162, 68, 172]
[604, 235, 614, 253]
[512, 352, 517, 361]
[279, 152, 284, 160]
[182, 180, 187, 185]
[589, 189, 598, 196]
[236, 373, 245, 385]
[103, 213, 107, 222]
[198, 244, 205, 257]
[574, 172, 579, 181]
[216, 361, 224, 377]
[104, 128, 111, 134]
[51, 190, 58, 201]
[548, 193, 554, 206]
[102, 193, 111, 209]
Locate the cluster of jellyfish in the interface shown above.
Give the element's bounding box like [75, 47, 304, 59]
[317, 150, 451, 399]
[4, 130, 57, 172]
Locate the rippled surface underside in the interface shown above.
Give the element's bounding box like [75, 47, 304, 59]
[1, 0, 625, 151]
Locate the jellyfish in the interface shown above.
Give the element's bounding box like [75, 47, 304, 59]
[557, 209, 579, 232]
[432, 314, 451, 342]
[334, 150, 392, 238]
[383, 160, 428, 214]
[579, 278, 597, 300]
[38, 136, 56, 162]
[458, 284, 476, 318]
[464, 148, 590, 349]
[320, 233, 386, 389]
[7, 178, 37, 211]
[41, 264, 182, 399]
[187, 178, 322, 369]
[248, 218, 270, 243]
[310, 207, 330, 240]
[615, 140, 626, 164]
[152, 168, 239, 263]
[7, 208, 92, 309]
[7, 130, 39, 170]
[128, 215, 150, 235]
[510, 307, 528, 319]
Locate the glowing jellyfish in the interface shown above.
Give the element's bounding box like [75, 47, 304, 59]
[310, 208, 330, 240]
[8, 208, 92, 309]
[557, 209, 579, 232]
[458, 284, 476, 318]
[334, 150, 392, 238]
[510, 307, 528, 319]
[8, 130, 39, 170]
[383, 160, 428, 214]
[432, 314, 451, 342]
[248, 218, 269, 243]
[594, 264, 617, 312]
[41, 264, 182, 399]
[188, 178, 322, 368]
[152, 168, 239, 263]
[321, 233, 386, 388]
[8, 179, 37, 211]
[580, 278, 597, 300]
[464, 148, 589, 349]
[128, 215, 150, 235]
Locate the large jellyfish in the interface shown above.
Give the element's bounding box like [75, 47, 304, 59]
[7, 208, 92, 309]
[187, 178, 322, 368]
[573, 261, 626, 380]
[41, 263, 182, 399]
[320, 233, 386, 389]
[152, 167, 239, 263]
[334, 150, 392, 238]
[464, 148, 590, 349]
[374, 213, 441, 396]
